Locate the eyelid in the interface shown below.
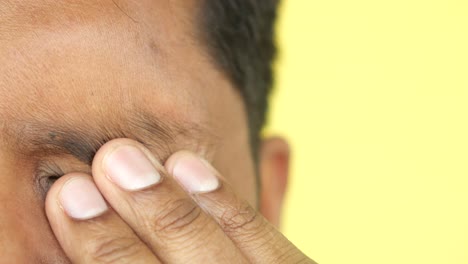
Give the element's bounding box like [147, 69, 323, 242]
[35, 161, 65, 178]
[34, 161, 66, 199]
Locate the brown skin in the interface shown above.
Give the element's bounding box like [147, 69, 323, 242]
[0, 1, 314, 263]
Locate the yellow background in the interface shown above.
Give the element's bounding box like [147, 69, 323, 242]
[265, 1, 468, 263]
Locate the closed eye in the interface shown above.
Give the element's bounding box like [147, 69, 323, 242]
[35, 162, 65, 198]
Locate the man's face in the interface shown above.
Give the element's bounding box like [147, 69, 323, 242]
[0, 1, 256, 262]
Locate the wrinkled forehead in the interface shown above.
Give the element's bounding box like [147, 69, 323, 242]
[0, 1, 219, 124]
[0, 1, 203, 91]
[0, 0, 236, 156]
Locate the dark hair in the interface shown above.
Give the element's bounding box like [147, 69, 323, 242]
[200, 0, 280, 156]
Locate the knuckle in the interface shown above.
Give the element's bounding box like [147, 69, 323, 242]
[86, 235, 142, 263]
[219, 200, 262, 234]
[150, 198, 203, 234]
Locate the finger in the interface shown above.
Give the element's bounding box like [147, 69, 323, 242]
[166, 151, 316, 264]
[91, 138, 247, 264]
[45, 173, 160, 264]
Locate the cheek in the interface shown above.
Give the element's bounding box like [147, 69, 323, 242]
[0, 151, 69, 263]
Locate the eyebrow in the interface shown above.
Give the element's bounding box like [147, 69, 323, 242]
[10, 110, 204, 165]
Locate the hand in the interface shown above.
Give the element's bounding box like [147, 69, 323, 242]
[45, 138, 315, 263]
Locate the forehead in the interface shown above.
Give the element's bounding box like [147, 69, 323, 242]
[1, 0, 202, 114]
[0, 0, 243, 158]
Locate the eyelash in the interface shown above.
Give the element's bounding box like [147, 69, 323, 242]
[46, 174, 63, 182]
[36, 162, 65, 181]
[35, 163, 65, 197]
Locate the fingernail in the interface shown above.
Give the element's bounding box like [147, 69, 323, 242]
[104, 145, 161, 191]
[171, 153, 220, 193]
[60, 177, 108, 220]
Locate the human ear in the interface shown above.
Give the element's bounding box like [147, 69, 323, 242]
[258, 137, 290, 228]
